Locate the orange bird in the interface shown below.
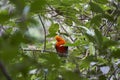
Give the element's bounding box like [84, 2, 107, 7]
[55, 35, 68, 57]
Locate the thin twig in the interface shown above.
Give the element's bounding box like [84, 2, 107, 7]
[104, 16, 118, 36]
[44, 72, 47, 80]
[99, 23, 106, 30]
[23, 48, 42, 51]
[38, 15, 47, 51]
[0, 25, 7, 33]
[104, 7, 119, 36]
[0, 25, 11, 36]
[22, 48, 55, 53]
[108, 67, 119, 80]
[0, 61, 12, 80]
[59, 22, 75, 42]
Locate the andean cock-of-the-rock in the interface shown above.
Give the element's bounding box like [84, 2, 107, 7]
[55, 35, 68, 57]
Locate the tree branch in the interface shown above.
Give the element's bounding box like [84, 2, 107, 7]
[108, 67, 119, 80]
[59, 22, 75, 42]
[0, 61, 12, 80]
[38, 15, 47, 51]
[22, 48, 55, 53]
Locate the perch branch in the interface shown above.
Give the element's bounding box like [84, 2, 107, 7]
[38, 15, 47, 51]
[22, 48, 55, 53]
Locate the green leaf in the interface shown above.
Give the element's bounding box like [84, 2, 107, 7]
[99, 75, 106, 80]
[94, 28, 103, 48]
[39, 53, 61, 69]
[89, 2, 104, 13]
[111, 49, 120, 58]
[85, 33, 95, 43]
[93, 0, 108, 4]
[102, 13, 114, 21]
[89, 42, 95, 55]
[117, 16, 120, 26]
[0, 10, 10, 24]
[90, 14, 102, 26]
[118, 0, 120, 2]
[10, 0, 26, 14]
[97, 57, 108, 64]
[103, 38, 118, 49]
[48, 23, 59, 37]
[0, 31, 24, 62]
[47, 70, 59, 80]
[64, 18, 73, 26]
[59, 32, 69, 36]
[30, 0, 46, 13]
[62, 70, 84, 80]
[65, 40, 81, 46]
[80, 56, 96, 69]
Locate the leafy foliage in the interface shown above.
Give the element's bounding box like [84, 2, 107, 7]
[0, 0, 120, 80]
[48, 23, 59, 37]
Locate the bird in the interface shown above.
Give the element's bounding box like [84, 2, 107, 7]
[55, 35, 68, 57]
